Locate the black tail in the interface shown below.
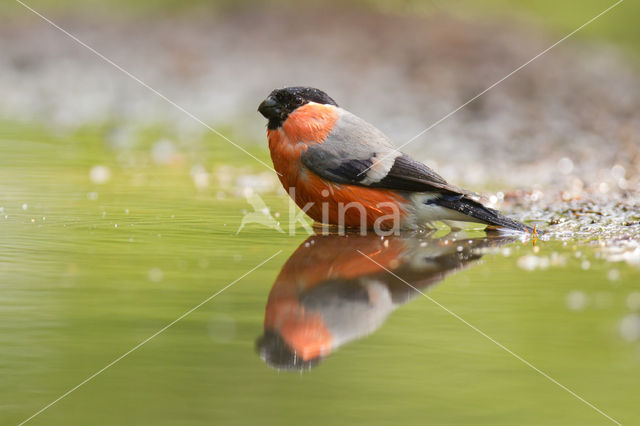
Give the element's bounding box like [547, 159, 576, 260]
[436, 196, 534, 233]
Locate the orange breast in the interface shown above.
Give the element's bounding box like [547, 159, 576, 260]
[268, 103, 338, 190]
[263, 236, 409, 360]
[295, 172, 407, 229]
[267, 104, 407, 229]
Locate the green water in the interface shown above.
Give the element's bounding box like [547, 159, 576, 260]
[1, 124, 639, 426]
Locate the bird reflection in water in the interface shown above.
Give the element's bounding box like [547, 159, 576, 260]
[256, 231, 513, 371]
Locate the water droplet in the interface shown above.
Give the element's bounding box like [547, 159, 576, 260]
[190, 165, 209, 190]
[148, 268, 163, 282]
[566, 291, 588, 311]
[619, 314, 640, 341]
[627, 292, 640, 311]
[607, 269, 620, 282]
[89, 165, 111, 184]
[517, 255, 549, 271]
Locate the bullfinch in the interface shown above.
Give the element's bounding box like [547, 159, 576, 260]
[258, 86, 534, 233]
[256, 232, 513, 370]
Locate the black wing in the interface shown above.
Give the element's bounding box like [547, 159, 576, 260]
[302, 144, 462, 196]
[367, 154, 450, 191]
[301, 146, 533, 231]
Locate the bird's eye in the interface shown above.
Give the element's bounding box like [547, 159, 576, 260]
[293, 95, 304, 105]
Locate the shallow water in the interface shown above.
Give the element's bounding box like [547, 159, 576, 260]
[1, 125, 639, 425]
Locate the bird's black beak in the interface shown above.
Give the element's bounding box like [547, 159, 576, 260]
[258, 96, 281, 120]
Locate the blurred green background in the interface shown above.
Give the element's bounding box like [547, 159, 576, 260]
[1, 1, 639, 425]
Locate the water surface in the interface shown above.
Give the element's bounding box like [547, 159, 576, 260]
[1, 126, 639, 425]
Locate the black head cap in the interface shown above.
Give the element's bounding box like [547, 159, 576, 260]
[258, 86, 338, 130]
[255, 330, 323, 371]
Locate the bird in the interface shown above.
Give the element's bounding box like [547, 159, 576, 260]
[258, 86, 534, 233]
[256, 232, 514, 370]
